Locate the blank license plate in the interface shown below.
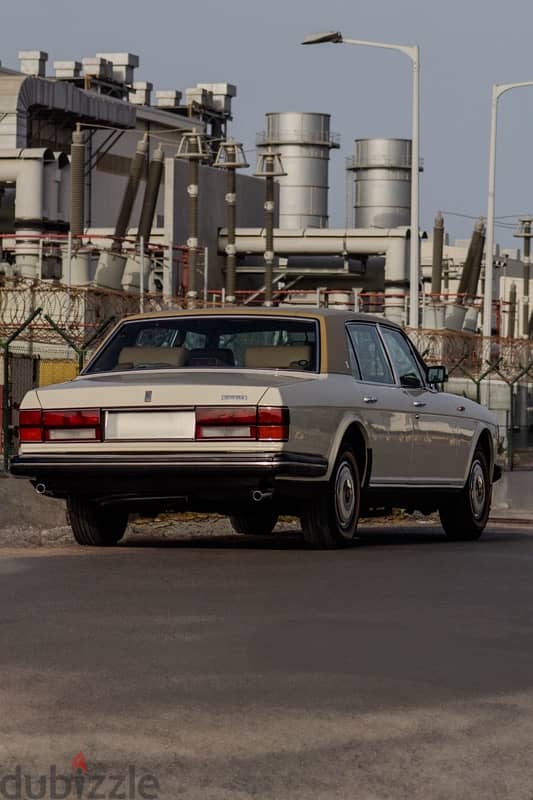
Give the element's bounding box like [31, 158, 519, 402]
[105, 411, 195, 440]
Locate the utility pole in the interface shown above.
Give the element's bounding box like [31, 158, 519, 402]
[177, 131, 209, 308]
[254, 148, 286, 306]
[214, 140, 248, 304]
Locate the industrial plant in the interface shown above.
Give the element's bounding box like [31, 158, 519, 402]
[0, 48, 531, 468]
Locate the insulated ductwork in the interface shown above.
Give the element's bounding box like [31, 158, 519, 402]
[425, 212, 446, 330]
[43, 152, 69, 225]
[446, 218, 485, 332]
[93, 136, 149, 289]
[137, 146, 164, 243]
[431, 212, 444, 301]
[121, 146, 164, 292]
[112, 135, 148, 251]
[220, 227, 411, 323]
[0, 147, 54, 277]
[70, 128, 85, 239]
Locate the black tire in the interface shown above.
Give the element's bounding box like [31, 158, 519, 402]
[300, 446, 361, 549]
[67, 497, 128, 546]
[229, 512, 279, 536]
[439, 447, 491, 541]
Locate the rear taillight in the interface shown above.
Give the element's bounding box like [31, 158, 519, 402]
[195, 406, 289, 441]
[257, 407, 290, 441]
[19, 410, 43, 442]
[19, 409, 101, 443]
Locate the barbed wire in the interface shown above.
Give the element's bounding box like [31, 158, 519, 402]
[1, 280, 531, 383]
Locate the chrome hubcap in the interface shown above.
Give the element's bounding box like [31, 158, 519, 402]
[335, 461, 356, 530]
[469, 460, 486, 520]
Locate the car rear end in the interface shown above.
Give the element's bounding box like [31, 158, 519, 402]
[11, 311, 328, 516]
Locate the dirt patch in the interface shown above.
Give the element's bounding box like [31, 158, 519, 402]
[0, 474, 66, 529]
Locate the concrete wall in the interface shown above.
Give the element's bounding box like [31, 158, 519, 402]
[492, 470, 533, 515]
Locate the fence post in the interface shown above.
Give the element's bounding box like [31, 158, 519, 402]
[2, 308, 43, 473]
[43, 314, 116, 372]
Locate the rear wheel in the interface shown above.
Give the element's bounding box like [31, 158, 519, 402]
[439, 447, 491, 541]
[229, 511, 279, 536]
[300, 446, 361, 549]
[67, 497, 128, 546]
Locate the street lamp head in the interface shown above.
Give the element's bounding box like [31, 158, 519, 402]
[301, 31, 343, 45]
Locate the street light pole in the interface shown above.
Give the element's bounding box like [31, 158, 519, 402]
[483, 81, 533, 339]
[302, 32, 421, 328]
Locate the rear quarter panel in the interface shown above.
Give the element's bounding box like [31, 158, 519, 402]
[261, 373, 368, 481]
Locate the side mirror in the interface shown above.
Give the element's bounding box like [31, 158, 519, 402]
[427, 365, 448, 384]
[400, 373, 422, 389]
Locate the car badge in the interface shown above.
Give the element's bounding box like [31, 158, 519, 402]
[144, 390, 152, 403]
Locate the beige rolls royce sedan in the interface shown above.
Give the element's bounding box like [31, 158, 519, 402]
[11, 308, 502, 548]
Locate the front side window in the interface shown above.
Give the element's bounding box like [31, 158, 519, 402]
[380, 327, 424, 387]
[84, 316, 319, 374]
[346, 323, 394, 385]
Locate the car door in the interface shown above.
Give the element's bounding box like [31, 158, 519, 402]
[379, 325, 461, 484]
[346, 322, 415, 484]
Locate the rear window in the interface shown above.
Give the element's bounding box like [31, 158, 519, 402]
[84, 316, 319, 374]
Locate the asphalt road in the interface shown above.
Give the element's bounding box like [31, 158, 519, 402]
[1, 521, 533, 800]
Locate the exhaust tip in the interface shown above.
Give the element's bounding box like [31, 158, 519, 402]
[35, 483, 46, 495]
[251, 489, 273, 502]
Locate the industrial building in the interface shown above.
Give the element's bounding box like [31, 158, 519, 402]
[0, 47, 531, 464]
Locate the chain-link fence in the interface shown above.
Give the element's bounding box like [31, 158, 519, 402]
[1, 280, 532, 471]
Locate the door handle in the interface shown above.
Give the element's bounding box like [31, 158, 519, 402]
[363, 396, 378, 404]
[412, 400, 426, 408]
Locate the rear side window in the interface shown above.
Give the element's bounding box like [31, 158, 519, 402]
[346, 323, 394, 385]
[380, 327, 424, 386]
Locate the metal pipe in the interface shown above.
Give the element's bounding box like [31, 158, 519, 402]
[465, 219, 486, 302]
[264, 157, 275, 306]
[522, 220, 530, 338]
[137, 146, 164, 244]
[431, 211, 444, 302]
[508, 282, 517, 338]
[203, 246, 209, 305]
[409, 47, 420, 329]
[112, 135, 148, 251]
[70, 125, 85, 240]
[66, 231, 72, 286]
[458, 218, 484, 303]
[140, 236, 145, 313]
[187, 152, 199, 307]
[484, 80, 533, 338]
[225, 145, 237, 303]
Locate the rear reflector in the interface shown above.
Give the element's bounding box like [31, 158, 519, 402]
[195, 406, 289, 441]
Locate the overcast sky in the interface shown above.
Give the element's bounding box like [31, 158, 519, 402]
[3, 0, 533, 247]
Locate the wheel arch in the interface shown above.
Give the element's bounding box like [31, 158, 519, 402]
[476, 427, 494, 471]
[461, 426, 495, 486]
[331, 418, 371, 487]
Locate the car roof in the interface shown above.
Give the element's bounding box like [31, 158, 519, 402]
[122, 306, 402, 328]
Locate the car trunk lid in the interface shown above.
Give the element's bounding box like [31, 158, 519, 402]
[34, 369, 318, 409]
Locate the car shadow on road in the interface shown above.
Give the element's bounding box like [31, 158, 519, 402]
[120, 523, 528, 550]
